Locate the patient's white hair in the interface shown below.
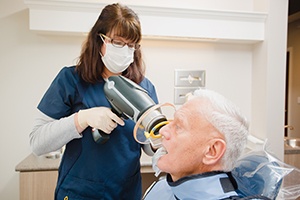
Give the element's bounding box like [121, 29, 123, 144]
[191, 89, 249, 171]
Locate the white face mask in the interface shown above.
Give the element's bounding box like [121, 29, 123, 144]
[101, 43, 134, 73]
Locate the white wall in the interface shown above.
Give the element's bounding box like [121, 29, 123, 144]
[251, 0, 288, 157]
[0, 1, 84, 199]
[0, 0, 288, 199]
[142, 39, 252, 112]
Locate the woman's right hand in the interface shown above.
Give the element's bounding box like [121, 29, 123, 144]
[76, 107, 125, 133]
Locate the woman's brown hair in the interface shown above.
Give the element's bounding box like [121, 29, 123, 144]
[76, 3, 145, 84]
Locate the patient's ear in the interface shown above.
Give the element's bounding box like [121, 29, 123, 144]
[203, 139, 226, 165]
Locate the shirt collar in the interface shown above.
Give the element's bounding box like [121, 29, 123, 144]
[166, 171, 238, 200]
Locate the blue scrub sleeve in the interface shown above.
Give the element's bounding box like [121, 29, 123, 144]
[38, 67, 79, 119]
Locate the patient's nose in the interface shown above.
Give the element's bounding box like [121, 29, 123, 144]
[159, 124, 171, 140]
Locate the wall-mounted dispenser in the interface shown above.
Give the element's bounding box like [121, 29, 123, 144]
[174, 69, 205, 104]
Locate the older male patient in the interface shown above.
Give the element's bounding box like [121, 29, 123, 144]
[143, 89, 250, 200]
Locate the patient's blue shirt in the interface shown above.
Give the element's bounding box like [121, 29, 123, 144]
[144, 172, 239, 200]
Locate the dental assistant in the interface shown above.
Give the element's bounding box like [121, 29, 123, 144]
[30, 3, 158, 199]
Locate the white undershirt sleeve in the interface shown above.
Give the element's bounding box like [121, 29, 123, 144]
[29, 109, 82, 156]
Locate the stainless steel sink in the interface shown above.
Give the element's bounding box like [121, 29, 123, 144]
[284, 137, 300, 148]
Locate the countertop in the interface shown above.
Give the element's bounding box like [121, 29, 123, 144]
[15, 152, 153, 173]
[15, 153, 62, 172]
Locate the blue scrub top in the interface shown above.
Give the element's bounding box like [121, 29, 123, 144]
[38, 66, 159, 200]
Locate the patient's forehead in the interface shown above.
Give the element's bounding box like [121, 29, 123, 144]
[183, 97, 207, 112]
[175, 101, 203, 124]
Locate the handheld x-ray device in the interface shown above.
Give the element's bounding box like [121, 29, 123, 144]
[92, 75, 174, 146]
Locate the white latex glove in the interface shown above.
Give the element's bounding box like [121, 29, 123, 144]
[77, 107, 125, 133]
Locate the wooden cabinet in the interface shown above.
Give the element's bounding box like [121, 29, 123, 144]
[15, 154, 61, 200]
[16, 153, 158, 200]
[284, 153, 300, 168]
[17, 170, 157, 200]
[284, 145, 300, 168]
[19, 171, 58, 200]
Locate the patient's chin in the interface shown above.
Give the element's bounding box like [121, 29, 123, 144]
[157, 155, 169, 168]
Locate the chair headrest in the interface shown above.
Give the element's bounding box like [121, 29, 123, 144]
[231, 153, 282, 199]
